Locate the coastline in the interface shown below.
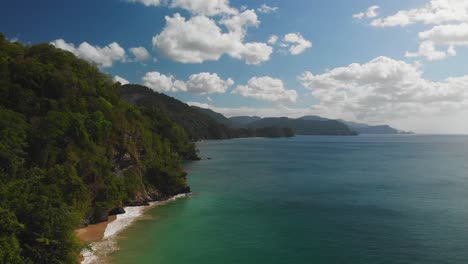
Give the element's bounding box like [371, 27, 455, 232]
[78, 193, 191, 264]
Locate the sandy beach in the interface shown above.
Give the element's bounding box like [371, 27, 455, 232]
[77, 193, 190, 264]
[76, 216, 117, 243]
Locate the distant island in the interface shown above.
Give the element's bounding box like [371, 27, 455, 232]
[188, 108, 413, 137]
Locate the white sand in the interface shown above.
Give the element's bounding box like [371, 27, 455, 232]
[81, 193, 190, 264]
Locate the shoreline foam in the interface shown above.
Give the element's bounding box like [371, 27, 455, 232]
[80, 193, 191, 264]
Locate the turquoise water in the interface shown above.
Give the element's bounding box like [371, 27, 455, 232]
[112, 135, 468, 264]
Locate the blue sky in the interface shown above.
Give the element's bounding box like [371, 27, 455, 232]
[2, 0, 468, 133]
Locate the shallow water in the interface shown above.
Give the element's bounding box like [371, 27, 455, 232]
[112, 135, 468, 264]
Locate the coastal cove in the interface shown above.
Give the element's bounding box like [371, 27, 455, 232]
[104, 135, 468, 264]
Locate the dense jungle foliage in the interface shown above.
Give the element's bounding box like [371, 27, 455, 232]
[0, 34, 196, 263]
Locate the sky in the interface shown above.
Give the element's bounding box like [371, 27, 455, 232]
[2, 0, 468, 134]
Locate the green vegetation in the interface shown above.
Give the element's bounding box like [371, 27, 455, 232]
[0, 34, 196, 263]
[120, 85, 294, 139]
[246, 117, 357, 136]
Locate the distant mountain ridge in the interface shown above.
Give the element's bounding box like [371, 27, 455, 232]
[120, 85, 411, 136]
[225, 115, 412, 135]
[229, 116, 262, 127]
[337, 120, 413, 134]
[120, 85, 294, 139]
[246, 117, 356, 136]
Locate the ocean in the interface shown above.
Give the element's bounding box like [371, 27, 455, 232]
[110, 135, 468, 264]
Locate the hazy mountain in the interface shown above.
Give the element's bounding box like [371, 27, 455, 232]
[190, 106, 233, 127]
[299, 115, 330, 122]
[338, 120, 371, 129]
[352, 125, 413, 135]
[229, 116, 262, 127]
[247, 117, 356, 136]
[338, 120, 413, 134]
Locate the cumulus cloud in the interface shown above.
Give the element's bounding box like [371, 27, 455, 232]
[232, 76, 298, 102]
[142, 71, 233, 94]
[130, 0, 274, 64]
[282, 33, 312, 55]
[370, 0, 468, 27]
[405, 41, 455, 60]
[51, 39, 126, 68]
[128, 0, 236, 16]
[153, 12, 272, 64]
[268, 35, 279, 45]
[143, 72, 188, 92]
[170, 0, 237, 16]
[353, 5, 380, 20]
[186, 72, 234, 94]
[127, 0, 162, 6]
[405, 23, 468, 60]
[419, 23, 468, 46]
[299, 56, 468, 123]
[266, 33, 312, 55]
[8, 36, 19, 43]
[257, 4, 279, 14]
[367, 1, 468, 60]
[114, 75, 130, 85]
[129, 46, 151, 61]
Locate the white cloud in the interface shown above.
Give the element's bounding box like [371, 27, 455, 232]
[143, 72, 187, 92]
[405, 41, 455, 60]
[299, 56, 468, 124]
[130, 0, 273, 64]
[268, 35, 278, 45]
[371, 0, 468, 27]
[126, 0, 162, 7]
[170, 0, 237, 16]
[152, 12, 272, 64]
[257, 4, 279, 14]
[419, 23, 468, 46]
[219, 9, 259, 34]
[232, 76, 298, 102]
[142, 71, 233, 94]
[353, 5, 380, 20]
[128, 0, 237, 16]
[129, 46, 151, 61]
[405, 23, 468, 60]
[186, 72, 234, 94]
[51, 39, 126, 68]
[8, 36, 19, 43]
[114, 75, 130, 85]
[367, 1, 468, 60]
[282, 33, 312, 55]
[240, 42, 273, 64]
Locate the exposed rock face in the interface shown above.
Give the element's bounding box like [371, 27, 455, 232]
[112, 151, 137, 178]
[108, 206, 126, 216]
[90, 211, 109, 225]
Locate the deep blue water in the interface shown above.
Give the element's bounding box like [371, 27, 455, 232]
[113, 135, 468, 264]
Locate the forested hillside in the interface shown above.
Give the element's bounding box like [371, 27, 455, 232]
[0, 34, 195, 263]
[120, 84, 294, 139]
[247, 118, 356, 136]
